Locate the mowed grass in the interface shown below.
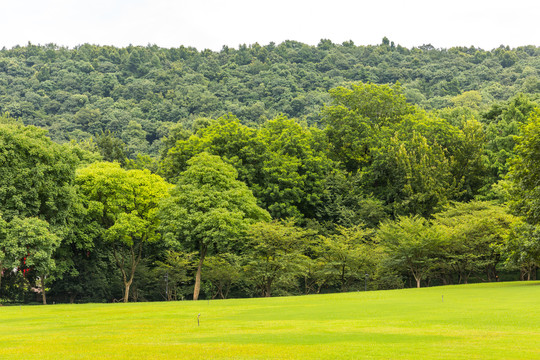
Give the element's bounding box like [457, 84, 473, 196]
[0, 282, 539, 359]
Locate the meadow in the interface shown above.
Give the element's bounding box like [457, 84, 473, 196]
[0, 281, 538, 359]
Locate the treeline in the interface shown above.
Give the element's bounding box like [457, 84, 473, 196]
[0, 40, 539, 159]
[0, 79, 539, 304]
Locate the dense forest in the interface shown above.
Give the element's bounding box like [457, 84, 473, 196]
[0, 40, 539, 304]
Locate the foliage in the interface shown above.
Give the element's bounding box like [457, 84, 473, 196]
[0, 42, 539, 303]
[159, 152, 270, 300]
[315, 225, 378, 292]
[76, 161, 171, 302]
[0, 117, 78, 227]
[377, 216, 444, 288]
[5, 217, 60, 304]
[433, 201, 519, 283]
[243, 220, 311, 297]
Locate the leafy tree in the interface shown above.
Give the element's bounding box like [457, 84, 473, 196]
[483, 94, 539, 184]
[0, 118, 78, 227]
[317, 170, 388, 229]
[94, 131, 127, 165]
[203, 254, 242, 299]
[365, 131, 456, 217]
[433, 201, 518, 283]
[154, 251, 196, 301]
[504, 223, 540, 280]
[316, 225, 377, 292]
[6, 217, 60, 304]
[76, 162, 171, 302]
[323, 82, 414, 172]
[159, 152, 270, 300]
[255, 116, 334, 219]
[507, 108, 540, 279]
[377, 216, 443, 288]
[0, 216, 23, 293]
[244, 220, 310, 297]
[509, 108, 540, 224]
[161, 115, 334, 220]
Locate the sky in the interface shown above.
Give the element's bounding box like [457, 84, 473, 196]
[1, 0, 538, 51]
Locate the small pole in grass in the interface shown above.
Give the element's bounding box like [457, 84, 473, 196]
[365, 273, 369, 292]
[197, 313, 201, 327]
[442, 295, 444, 302]
[164, 271, 169, 301]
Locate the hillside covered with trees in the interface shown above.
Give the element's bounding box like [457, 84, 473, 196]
[0, 40, 539, 304]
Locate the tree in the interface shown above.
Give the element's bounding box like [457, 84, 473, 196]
[94, 131, 127, 165]
[0, 216, 23, 293]
[365, 131, 456, 217]
[159, 152, 270, 300]
[323, 82, 414, 172]
[504, 222, 540, 280]
[244, 220, 310, 297]
[317, 169, 388, 229]
[203, 254, 242, 299]
[76, 162, 171, 302]
[433, 201, 518, 283]
[507, 108, 540, 279]
[0, 118, 79, 227]
[377, 216, 443, 288]
[255, 116, 334, 219]
[154, 251, 196, 301]
[509, 108, 540, 224]
[6, 217, 60, 304]
[160, 115, 334, 220]
[316, 225, 377, 292]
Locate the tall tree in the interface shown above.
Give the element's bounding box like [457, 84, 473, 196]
[507, 108, 540, 279]
[509, 108, 540, 224]
[0, 118, 78, 227]
[159, 152, 270, 300]
[323, 82, 414, 172]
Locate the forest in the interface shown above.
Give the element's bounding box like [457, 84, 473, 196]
[0, 39, 539, 304]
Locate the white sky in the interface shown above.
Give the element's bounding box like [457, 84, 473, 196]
[1, 0, 538, 51]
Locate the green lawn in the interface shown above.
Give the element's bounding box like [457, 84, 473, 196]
[0, 281, 538, 359]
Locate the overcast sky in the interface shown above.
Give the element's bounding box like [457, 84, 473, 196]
[1, 0, 538, 51]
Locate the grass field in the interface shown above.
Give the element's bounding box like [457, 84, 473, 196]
[0, 281, 539, 359]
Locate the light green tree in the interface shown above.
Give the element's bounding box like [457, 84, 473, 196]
[316, 225, 377, 292]
[76, 162, 172, 302]
[433, 201, 518, 283]
[377, 216, 444, 288]
[244, 220, 311, 297]
[159, 152, 270, 300]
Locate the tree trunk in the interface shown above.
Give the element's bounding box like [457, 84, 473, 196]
[123, 278, 133, 303]
[415, 277, 421, 288]
[193, 246, 207, 301]
[41, 276, 47, 305]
